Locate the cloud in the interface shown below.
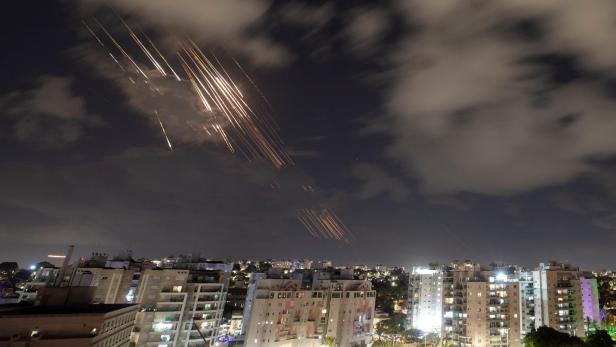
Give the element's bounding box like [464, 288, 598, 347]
[344, 6, 389, 53]
[427, 195, 472, 212]
[351, 163, 410, 201]
[592, 214, 616, 231]
[78, 0, 290, 66]
[0, 76, 102, 147]
[373, 0, 616, 195]
[279, 2, 333, 30]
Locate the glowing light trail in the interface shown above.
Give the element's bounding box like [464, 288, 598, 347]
[83, 17, 353, 242]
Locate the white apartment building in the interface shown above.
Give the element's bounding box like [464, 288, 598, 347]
[408, 266, 443, 333]
[132, 269, 228, 347]
[243, 275, 375, 347]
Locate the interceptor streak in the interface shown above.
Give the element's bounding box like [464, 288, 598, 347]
[154, 110, 173, 151]
[83, 17, 354, 242]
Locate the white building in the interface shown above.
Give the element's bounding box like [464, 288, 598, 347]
[132, 269, 228, 347]
[71, 267, 136, 304]
[408, 267, 443, 333]
[243, 274, 375, 346]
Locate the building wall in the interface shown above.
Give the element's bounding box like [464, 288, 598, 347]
[533, 267, 585, 337]
[0, 306, 137, 347]
[517, 276, 536, 337]
[132, 269, 227, 347]
[243, 278, 375, 347]
[580, 277, 601, 324]
[72, 268, 136, 304]
[442, 268, 523, 347]
[409, 268, 443, 333]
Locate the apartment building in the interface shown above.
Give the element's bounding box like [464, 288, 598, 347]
[532, 262, 585, 336]
[439, 261, 600, 346]
[132, 268, 228, 347]
[439, 262, 528, 347]
[408, 266, 443, 333]
[71, 268, 136, 304]
[242, 273, 375, 347]
[517, 272, 536, 337]
[465, 274, 522, 347]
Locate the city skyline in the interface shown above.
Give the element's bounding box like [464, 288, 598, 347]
[4, 1, 616, 269]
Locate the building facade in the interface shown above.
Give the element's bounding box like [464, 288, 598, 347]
[532, 262, 585, 337]
[0, 303, 137, 347]
[580, 277, 601, 325]
[408, 266, 443, 333]
[243, 275, 375, 347]
[71, 268, 136, 304]
[132, 269, 228, 347]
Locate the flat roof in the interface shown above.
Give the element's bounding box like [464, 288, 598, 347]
[0, 304, 137, 316]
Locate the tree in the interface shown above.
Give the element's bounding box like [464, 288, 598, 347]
[0, 262, 18, 278]
[402, 328, 423, 342]
[376, 313, 407, 346]
[372, 340, 405, 347]
[586, 330, 615, 347]
[321, 336, 335, 347]
[372, 269, 409, 314]
[523, 326, 585, 347]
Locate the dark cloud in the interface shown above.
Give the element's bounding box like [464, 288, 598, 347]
[344, 6, 389, 54]
[368, 0, 616, 196]
[79, 0, 290, 66]
[0, 76, 102, 147]
[351, 163, 410, 201]
[427, 195, 472, 212]
[279, 2, 334, 31]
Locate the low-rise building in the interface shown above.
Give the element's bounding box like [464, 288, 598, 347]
[0, 303, 137, 347]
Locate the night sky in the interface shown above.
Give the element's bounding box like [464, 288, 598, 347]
[3, 0, 616, 269]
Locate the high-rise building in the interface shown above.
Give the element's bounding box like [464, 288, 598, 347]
[532, 262, 585, 337]
[131, 268, 229, 347]
[408, 266, 443, 333]
[517, 271, 536, 337]
[439, 262, 528, 347]
[464, 273, 522, 347]
[242, 272, 376, 346]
